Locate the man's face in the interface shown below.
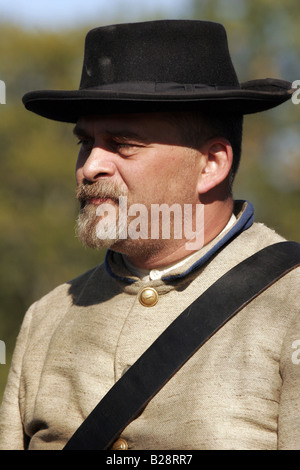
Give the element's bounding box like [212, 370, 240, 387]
[74, 112, 204, 259]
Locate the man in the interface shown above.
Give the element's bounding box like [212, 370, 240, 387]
[0, 20, 299, 450]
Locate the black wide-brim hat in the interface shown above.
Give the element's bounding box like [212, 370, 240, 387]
[22, 20, 293, 123]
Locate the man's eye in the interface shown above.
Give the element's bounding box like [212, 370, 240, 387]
[77, 139, 94, 154]
[77, 139, 90, 146]
[114, 142, 141, 155]
[117, 143, 132, 150]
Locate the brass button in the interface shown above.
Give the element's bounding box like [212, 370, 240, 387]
[139, 287, 159, 307]
[111, 437, 128, 450]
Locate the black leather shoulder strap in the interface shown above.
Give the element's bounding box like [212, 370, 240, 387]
[64, 241, 300, 450]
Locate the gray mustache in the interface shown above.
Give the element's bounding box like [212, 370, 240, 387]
[76, 181, 126, 204]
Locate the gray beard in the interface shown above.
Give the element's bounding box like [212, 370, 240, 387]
[75, 180, 126, 250]
[77, 202, 130, 249]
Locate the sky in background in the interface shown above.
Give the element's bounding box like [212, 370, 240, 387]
[0, 0, 189, 29]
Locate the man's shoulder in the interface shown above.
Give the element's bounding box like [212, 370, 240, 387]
[31, 261, 107, 312]
[243, 221, 286, 245]
[211, 220, 299, 282]
[229, 222, 300, 285]
[14, 261, 111, 349]
[229, 221, 291, 259]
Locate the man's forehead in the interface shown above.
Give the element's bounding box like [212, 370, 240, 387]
[76, 112, 169, 125]
[73, 112, 178, 140]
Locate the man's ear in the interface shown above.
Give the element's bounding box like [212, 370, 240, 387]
[197, 138, 233, 194]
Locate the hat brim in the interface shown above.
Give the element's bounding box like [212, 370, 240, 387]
[22, 79, 293, 123]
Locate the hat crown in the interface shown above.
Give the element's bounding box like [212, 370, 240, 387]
[79, 20, 239, 89]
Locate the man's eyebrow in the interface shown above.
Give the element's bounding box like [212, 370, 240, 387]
[105, 130, 149, 142]
[72, 125, 149, 142]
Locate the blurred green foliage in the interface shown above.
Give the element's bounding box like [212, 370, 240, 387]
[0, 0, 299, 402]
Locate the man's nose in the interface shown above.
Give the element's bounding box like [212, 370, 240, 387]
[81, 147, 117, 182]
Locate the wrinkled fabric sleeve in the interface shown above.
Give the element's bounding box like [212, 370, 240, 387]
[0, 304, 34, 450]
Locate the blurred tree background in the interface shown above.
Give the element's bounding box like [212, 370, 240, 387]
[0, 0, 299, 401]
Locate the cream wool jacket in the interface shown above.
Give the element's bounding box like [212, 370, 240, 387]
[0, 202, 299, 450]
